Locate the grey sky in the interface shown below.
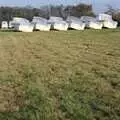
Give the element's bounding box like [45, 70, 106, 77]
[0, 0, 119, 13]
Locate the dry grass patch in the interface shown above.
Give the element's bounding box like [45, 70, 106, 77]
[0, 29, 120, 120]
[0, 84, 24, 112]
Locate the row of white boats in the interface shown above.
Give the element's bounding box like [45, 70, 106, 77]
[1, 14, 118, 32]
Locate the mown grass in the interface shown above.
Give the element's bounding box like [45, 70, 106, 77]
[0, 29, 120, 120]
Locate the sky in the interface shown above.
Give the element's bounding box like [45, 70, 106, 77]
[0, 0, 119, 13]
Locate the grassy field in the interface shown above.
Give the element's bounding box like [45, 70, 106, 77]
[0, 29, 120, 120]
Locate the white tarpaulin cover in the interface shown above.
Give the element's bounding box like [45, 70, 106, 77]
[97, 14, 112, 21]
[66, 16, 85, 30]
[48, 16, 63, 23]
[32, 17, 51, 31]
[80, 16, 103, 29]
[103, 20, 118, 29]
[9, 21, 14, 28]
[32, 17, 48, 23]
[13, 17, 29, 23]
[97, 14, 118, 29]
[48, 16, 68, 31]
[14, 24, 34, 32]
[80, 16, 97, 23]
[53, 21, 68, 31]
[11, 17, 34, 32]
[1, 21, 8, 29]
[87, 21, 103, 29]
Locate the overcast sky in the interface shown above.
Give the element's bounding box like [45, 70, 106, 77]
[0, 0, 119, 13]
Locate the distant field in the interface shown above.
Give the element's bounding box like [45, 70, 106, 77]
[0, 29, 120, 120]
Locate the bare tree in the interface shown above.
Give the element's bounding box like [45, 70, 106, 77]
[64, 4, 95, 17]
[105, 5, 120, 25]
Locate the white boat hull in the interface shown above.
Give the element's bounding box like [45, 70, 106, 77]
[69, 22, 85, 30]
[35, 23, 51, 31]
[15, 24, 34, 32]
[88, 22, 103, 29]
[53, 23, 68, 31]
[103, 21, 118, 29]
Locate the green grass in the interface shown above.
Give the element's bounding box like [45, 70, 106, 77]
[0, 29, 120, 120]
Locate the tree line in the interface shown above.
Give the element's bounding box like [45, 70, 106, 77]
[0, 3, 120, 25]
[0, 4, 94, 23]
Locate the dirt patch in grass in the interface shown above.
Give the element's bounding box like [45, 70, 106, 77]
[0, 84, 24, 112]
